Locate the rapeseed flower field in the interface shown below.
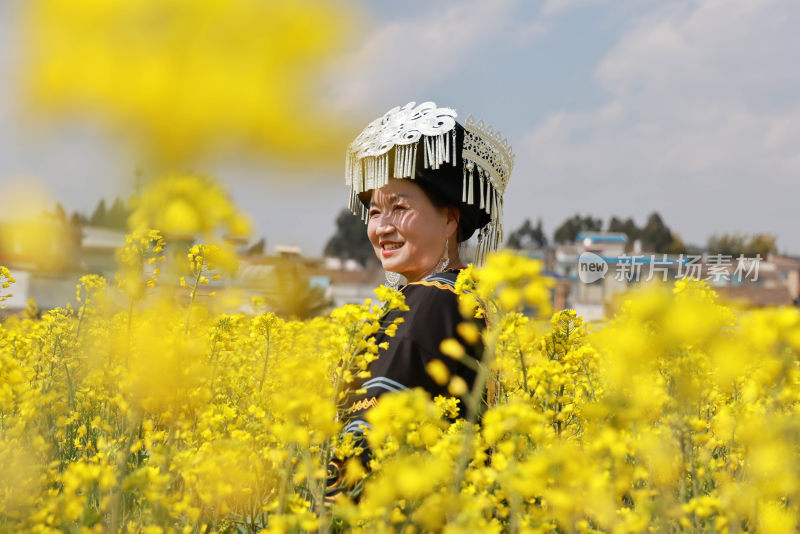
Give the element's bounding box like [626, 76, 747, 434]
[3, 3, 798, 531]
[1, 230, 799, 533]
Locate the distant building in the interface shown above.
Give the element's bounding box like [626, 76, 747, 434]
[233, 249, 382, 313]
[0, 218, 387, 318]
[551, 232, 630, 321]
[0, 219, 85, 312]
[4, 220, 797, 320]
[711, 254, 798, 307]
[79, 226, 128, 276]
[770, 255, 800, 301]
[542, 232, 800, 321]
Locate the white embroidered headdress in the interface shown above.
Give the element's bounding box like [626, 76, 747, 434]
[344, 101, 514, 264]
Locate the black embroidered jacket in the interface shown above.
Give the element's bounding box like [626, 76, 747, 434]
[326, 271, 480, 501]
[341, 270, 479, 436]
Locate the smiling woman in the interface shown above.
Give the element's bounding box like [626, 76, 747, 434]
[327, 102, 515, 500]
[366, 179, 462, 284]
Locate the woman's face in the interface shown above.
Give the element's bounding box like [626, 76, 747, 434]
[366, 179, 457, 283]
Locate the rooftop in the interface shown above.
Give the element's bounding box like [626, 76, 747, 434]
[577, 232, 628, 244]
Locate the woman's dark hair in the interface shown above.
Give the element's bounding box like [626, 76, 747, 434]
[414, 179, 465, 244]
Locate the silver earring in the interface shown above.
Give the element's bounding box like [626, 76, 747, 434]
[434, 239, 450, 273]
[385, 270, 402, 289]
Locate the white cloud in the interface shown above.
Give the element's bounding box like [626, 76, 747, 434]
[510, 18, 550, 48]
[540, 0, 600, 17]
[514, 0, 800, 252]
[324, 0, 520, 113]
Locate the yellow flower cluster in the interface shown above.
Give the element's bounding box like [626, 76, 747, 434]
[0, 265, 15, 309]
[115, 229, 166, 300]
[128, 174, 251, 239]
[1, 245, 799, 532]
[456, 252, 555, 317]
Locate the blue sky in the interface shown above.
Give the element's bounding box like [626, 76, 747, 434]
[2, 0, 798, 255]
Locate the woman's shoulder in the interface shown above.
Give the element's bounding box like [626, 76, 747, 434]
[396, 272, 463, 349]
[404, 271, 459, 295]
[400, 271, 461, 318]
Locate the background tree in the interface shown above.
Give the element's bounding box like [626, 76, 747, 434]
[105, 198, 130, 229]
[707, 233, 777, 257]
[603, 212, 685, 254]
[639, 212, 683, 253]
[70, 212, 87, 226]
[665, 233, 688, 255]
[745, 233, 778, 257]
[707, 234, 747, 256]
[41, 202, 81, 250]
[52, 202, 67, 223]
[607, 216, 640, 243]
[244, 238, 266, 257]
[89, 199, 107, 226]
[553, 214, 602, 244]
[323, 209, 376, 267]
[83, 197, 132, 229]
[506, 218, 548, 250]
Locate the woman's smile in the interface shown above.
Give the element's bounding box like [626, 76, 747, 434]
[380, 241, 404, 256]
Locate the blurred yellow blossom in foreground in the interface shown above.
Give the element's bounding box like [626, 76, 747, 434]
[21, 0, 359, 164]
[128, 173, 251, 239]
